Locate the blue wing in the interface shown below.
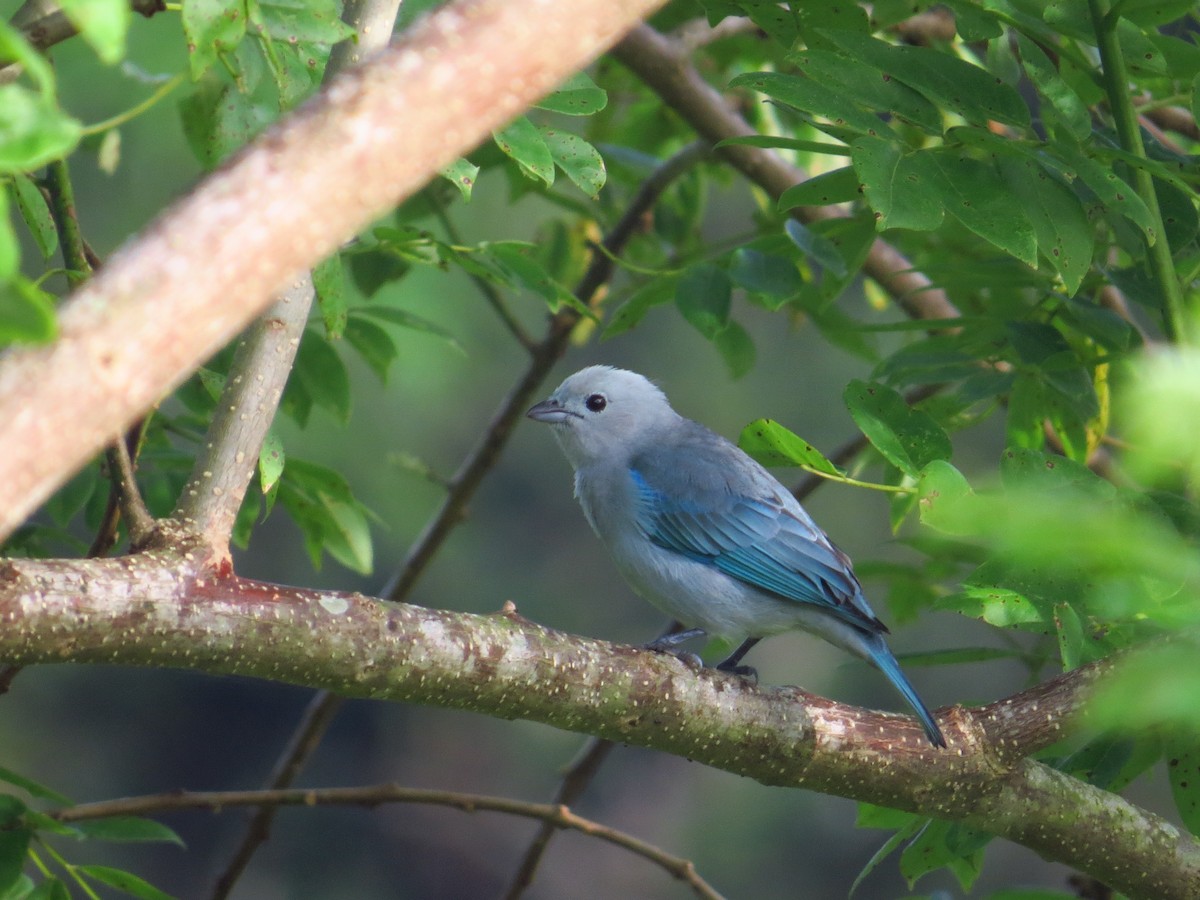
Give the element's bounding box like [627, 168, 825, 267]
[629, 448, 886, 634]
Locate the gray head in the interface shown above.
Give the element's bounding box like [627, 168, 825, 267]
[527, 366, 679, 468]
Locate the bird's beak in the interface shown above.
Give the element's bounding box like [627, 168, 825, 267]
[527, 398, 573, 424]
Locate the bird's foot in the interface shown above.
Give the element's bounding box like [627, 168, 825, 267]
[643, 639, 706, 671]
[716, 661, 759, 684]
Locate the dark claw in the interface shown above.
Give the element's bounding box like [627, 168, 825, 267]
[716, 661, 758, 683]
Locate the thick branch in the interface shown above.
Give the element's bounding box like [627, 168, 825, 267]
[0, 552, 1195, 899]
[0, 0, 669, 543]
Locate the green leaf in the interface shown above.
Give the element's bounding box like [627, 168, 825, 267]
[732, 0, 801, 46]
[851, 137, 944, 233]
[916, 460, 975, 534]
[1059, 733, 1160, 792]
[10, 174, 57, 260]
[850, 813, 924, 897]
[182, 0, 248, 78]
[178, 74, 277, 169]
[738, 418, 843, 474]
[0, 277, 58, 346]
[538, 127, 606, 198]
[77, 865, 174, 900]
[0, 767, 69, 805]
[999, 155, 1093, 294]
[1043, 141, 1157, 243]
[821, 30, 1030, 130]
[728, 248, 802, 307]
[354, 305, 463, 352]
[1118, 0, 1196, 26]
[0, 828, 30, 895]
[258, 39, 327, 110]
[777, 166, 860, 210]
[26, 877, 70, 900]
[1193, 73, 1200, 136]
[0, 84, 82, 174]
[924, 149, 1037, 266]
[258, 429, 284, 497]
[789, 47, 942, 133]
[1168, 738, 1200, 835]
[0, 24, 59, 96]
[57, 0, 130, 64]
[440, 158, 479, 201]
[313, 254, 347, 339]
[75, 817, 185, 846]
[249, 0, 355, 45]
[1016, 32, 1090, 142]
[674, 264, 730, 340]
[289, 328, 351, 425]
[477, 241, 583, 313]
[898, 818, 988, 891]
[44, 463, 99, 527]
[493, 116, 554, 186]
[844, 380, 952, 477]
[1089, 640, 1200, 733]
[277, 458, 374, 573]
[729, 72, 894, 139]
[0, 188, 15, 280]
[344, 315, 398, 382]
[783, 219, 846, 276]
[602, 277, 675, 338]
[1006, 372, 1047, 450]
[713, 319, 756, 379]
[534, 71, 607, 116]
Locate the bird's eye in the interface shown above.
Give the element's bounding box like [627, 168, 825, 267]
[585, 393, 607, 413]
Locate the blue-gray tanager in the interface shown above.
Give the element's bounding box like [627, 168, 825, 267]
[527, 365, 945, 747]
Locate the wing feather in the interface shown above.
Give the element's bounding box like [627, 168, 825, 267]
[629, 430, 885, 632]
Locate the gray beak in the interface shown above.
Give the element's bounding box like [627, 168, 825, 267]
[527, 398, 574, 424]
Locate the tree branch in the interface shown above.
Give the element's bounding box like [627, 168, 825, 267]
[171, 277, 311, 553]
[0, 553, 1195, 898]
[0, 0, 671, 543]
[54, 783, 722, 900]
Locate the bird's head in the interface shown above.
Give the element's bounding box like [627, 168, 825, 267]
[527, 365, 677, 468]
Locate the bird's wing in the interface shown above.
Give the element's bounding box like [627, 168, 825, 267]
[630, 441, 885, 633]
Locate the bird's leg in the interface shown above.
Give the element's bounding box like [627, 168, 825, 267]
[644, 626, 707, 670]
[716, 637, 761, 682]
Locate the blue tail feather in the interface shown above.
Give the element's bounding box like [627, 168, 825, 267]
[864, 635, 946, 748]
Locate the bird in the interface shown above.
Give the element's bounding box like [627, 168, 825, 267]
[526, 365, 946, 747]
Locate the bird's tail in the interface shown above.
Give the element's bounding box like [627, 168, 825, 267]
[863, 633, 946, 748]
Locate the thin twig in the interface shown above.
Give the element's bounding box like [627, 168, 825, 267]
[55, 783, 723, 900]
[109, 431, 156, 547]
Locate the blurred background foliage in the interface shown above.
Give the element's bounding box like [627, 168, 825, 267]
[1, 0, 1200, 897]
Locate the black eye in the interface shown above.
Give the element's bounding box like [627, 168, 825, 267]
[585, 393, 607, 413]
